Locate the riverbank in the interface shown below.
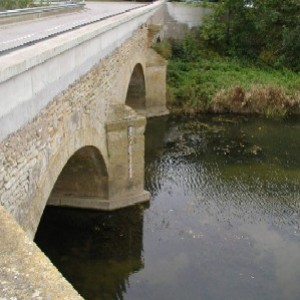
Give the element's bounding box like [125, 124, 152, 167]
[156, 36, 300, 118]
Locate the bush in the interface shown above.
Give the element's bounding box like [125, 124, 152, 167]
[210, 85, 300, 117]
[166, 35, 300, 117]
[0, 0, 33, 9]
[152, 40, 172, 59]
[280, 26, 300, 72]
[199, 0, 300, 71]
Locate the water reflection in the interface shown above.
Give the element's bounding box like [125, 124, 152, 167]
[137, 115, 300, 300]
[242, 224, 300, 300]
[36, 115, 300, 300]
[35, 205, 146, 299]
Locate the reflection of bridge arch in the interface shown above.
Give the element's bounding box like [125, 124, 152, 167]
[35, 204, 146, 299]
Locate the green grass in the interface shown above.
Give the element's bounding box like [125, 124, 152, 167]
[165, 39, 300, 116]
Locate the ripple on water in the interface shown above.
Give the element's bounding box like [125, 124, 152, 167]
[35, 115, 300, 300]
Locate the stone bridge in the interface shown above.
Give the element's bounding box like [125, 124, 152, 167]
[0, 0, 167, 240]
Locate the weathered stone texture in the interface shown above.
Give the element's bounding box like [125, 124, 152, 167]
[0, 203, 83, 299]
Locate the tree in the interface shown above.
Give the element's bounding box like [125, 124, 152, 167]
[200, 0, 300, 70]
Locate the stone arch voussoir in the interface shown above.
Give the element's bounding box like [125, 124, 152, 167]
[27, 127, 108, 239]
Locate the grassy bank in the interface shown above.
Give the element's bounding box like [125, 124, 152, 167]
[155, 37, 300, 117]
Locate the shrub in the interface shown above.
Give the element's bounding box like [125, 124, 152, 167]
[210, 85, 300, 117]
[0, 0, 33, 9]
[152, 40, 172, 59]
[166, 34, 300, 117]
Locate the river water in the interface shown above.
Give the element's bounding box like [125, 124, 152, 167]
[35, 115, 300, 300]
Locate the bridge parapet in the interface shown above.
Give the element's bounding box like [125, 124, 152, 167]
[0, 0, 166, 142]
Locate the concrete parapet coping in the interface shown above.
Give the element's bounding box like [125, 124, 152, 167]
[0, 0, 165, 83]
[0, 204, 83, 299]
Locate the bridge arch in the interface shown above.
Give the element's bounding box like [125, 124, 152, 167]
[49, 146, 108, 205]
[25, 127, 109, 238]
[125, 63, 146, 113]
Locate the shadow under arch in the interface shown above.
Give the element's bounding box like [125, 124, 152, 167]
[34, 204, 146, 299]
[49, 146, 108, 204]
[125, 63, 146, 113]
[35, 145, 147, 299]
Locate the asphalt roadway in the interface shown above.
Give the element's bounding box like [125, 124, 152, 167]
[0, 2, 148, 53]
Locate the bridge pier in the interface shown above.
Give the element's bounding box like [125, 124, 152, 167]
[104, 104, 150, 209]
[48, 105, 149, 210]
[146, 48, 169, 117]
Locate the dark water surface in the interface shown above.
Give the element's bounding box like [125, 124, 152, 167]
[35, 115, 300, 300]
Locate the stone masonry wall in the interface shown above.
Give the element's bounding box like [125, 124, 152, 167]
[0, 204, 83, 299]
[0, 25, 149, 238]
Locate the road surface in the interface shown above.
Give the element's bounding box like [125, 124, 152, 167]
[0, 2, 148, 53]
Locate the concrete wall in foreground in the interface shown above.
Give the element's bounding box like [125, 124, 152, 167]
[0, 204, 83, 299]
